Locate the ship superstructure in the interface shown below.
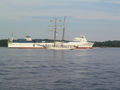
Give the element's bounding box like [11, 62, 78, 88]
[64, 35, 94, 49]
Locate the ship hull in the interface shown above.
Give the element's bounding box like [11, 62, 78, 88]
[9, 47, 45, 49]
[8, 43, 46, 49]
[46, 46, 75, 50]
[75, 47, 94, 49]
[8, 42, 94, 49]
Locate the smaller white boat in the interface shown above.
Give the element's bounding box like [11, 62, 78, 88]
[46, 46, 75, 50]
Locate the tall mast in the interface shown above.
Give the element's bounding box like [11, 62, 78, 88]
[54, 18, 57, 47]
[49, 18, 61, 47]
[62, 16, 66, 41]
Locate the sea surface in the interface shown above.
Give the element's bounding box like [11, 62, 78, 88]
[0, 47, 120, 90]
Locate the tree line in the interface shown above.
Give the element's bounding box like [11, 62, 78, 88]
[0, 39, 8, 47]
[93, 40, 120, 47]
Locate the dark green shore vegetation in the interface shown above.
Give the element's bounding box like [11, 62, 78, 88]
[93, 40, 120, 47]
[0, 39, 120, 47]
[0, 39, 8, 47]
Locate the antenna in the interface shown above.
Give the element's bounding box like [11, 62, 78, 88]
[11, 33, 13, 38]
[9, 32, 14, 42]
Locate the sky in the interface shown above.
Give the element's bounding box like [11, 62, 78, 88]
[0, 0, 120, 41]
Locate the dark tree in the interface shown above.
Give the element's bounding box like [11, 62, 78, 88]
[0, 39, 8, 47]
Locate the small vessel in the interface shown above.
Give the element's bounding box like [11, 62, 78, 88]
[46, 17, 76, 50]
[46, 46, 75, 50]
[45, 42, 75, 50]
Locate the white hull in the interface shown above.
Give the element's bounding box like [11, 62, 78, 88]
[8, 43, 46, 49]
[46, 46, 75, 50]
[8, 42, 94, 49]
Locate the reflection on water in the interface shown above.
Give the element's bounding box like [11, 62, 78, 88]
[0, 48, 120, 90]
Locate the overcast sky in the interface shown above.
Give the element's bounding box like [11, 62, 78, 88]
[0, 0, 120, 41]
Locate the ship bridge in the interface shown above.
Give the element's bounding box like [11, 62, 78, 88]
[73, 35, 87, 42]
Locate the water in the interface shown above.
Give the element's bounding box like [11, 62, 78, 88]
[0, 48, 120, 90]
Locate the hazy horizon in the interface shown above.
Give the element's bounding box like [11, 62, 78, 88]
[0, 0, 120, 41]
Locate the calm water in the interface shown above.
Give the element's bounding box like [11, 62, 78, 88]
[0, 48, 120, 90]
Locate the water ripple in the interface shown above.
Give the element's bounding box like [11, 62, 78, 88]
[0, 48, 120, 90]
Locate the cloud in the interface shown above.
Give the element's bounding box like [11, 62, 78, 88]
[10, 10, 120, 20]
[0, 0, 120, 20]
[73, 0, 120, 4]
[73, 12, 120, 20]
[106, 1, 120, 4]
